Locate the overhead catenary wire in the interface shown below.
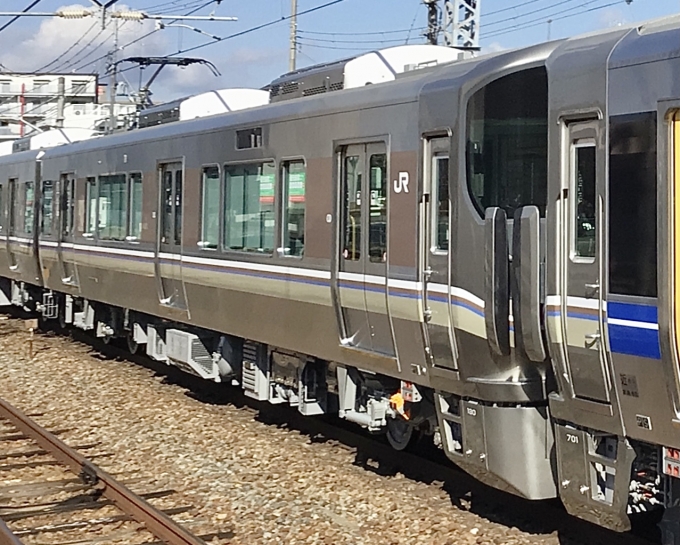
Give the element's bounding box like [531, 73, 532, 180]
[73, 0, 216, 75]
[35, 20, 102, 73]
[484, 0, 624, 39]
[0, 0, 43, 35]
[484, 0, 593, 29]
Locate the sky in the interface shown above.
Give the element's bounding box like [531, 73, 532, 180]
[0, 0, 678, 103]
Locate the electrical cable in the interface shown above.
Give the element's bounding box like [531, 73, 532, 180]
[0, 0, 43, 35]
[484, 0, 624, 38]
[35, 21, 102, 73]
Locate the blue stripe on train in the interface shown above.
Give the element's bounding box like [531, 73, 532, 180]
[607, 302, 661, 360]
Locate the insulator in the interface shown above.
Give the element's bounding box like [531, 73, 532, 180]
[56, 9, 93, 19]
[111, 10, 147, 21]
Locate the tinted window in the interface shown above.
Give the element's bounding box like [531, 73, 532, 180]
[41, 180, 54, 236]
[282, 161, 305, 257]
[343, 155, 362, 261]
[98, 174, 126, 240]
[24, 181, 34, 235]
[224, 162, 275, 253]
[466, 67, 548, 218]
[433, 154, 449, 251]
[369, 154, 387, 263]
[609, 112, 657, 297]
[201, 166, 220, 249]
[573, 145, 596, 259]
[85, 177, 96, 235]
[128, 172, 143, 239]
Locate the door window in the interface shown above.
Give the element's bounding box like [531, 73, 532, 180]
[432, 154, 450, 252]
[572, 143, 597, 261]
[342, 155, 362, 261]
[369, 154, 387, 263]
[41, 180, 54, 235]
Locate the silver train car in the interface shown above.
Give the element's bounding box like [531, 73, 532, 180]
[1, 16, 680, 541]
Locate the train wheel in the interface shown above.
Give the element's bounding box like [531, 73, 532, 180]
[386, 417, 416, 451]
[126, 332, 139, 355]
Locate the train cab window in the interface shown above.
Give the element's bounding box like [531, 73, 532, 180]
[98, 174, 126, 241]
[572, 143, 597, 260]
[85, 177, 97, 236]
[41, 180, 54, 236]
[369, 154, 387, 263]
[224, 161, 275, 253]
[200, 166, 220, 249]
[282, 161, 305, 257]
[466, 67, 548, 218]
[343, 155, 362, 261]
[24, 181, 34, 235]
[128, 173, 143, 240]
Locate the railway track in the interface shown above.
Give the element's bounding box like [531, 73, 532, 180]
[0, 395, 232, 545]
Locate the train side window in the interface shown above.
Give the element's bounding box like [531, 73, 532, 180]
[85, 177, 97, 236]
[200, 166, 220, 250]
[465, 66, 548, 218]
[8, 178, 16, 236]
[24, 181, 34, 235]
[369, 154, 387, 263]
[609, 112, 657, 297]
[431, 153, 450, 252]
[223, 161, 275, 253]
[281, 160, 305, 257]
[128, 172, 143, 240]
[98, 174, 126, 241]
[571, 143, 597, 260]
[41, 180, 54, 236]
[0, 184, 4, 233]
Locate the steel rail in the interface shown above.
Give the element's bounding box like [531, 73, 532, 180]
[0, 397, 206, 545]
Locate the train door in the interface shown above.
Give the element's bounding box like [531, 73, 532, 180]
[558, 120, 610, 403]
[155, 162, 187, 310]
[57, 173, 78, 285]
[336, 143, 395, 356]
[422, 137, 457, 369]
[6, 178, 17, 270]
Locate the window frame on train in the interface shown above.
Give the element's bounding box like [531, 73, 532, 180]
[40, 179, 54, 237]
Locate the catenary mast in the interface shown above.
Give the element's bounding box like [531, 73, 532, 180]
[424, 0, 480, 50]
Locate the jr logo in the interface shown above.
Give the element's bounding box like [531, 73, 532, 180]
[393, 171, 410, 194]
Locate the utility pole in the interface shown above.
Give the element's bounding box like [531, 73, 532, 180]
[56, 77, 65, 128]
[108, 17, 119, 133]
[423, 0, 439, 45]
[289, 0, 298, 72]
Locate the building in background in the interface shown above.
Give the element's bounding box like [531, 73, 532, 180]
[0, 73, 136, 142]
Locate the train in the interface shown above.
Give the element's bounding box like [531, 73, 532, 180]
[0, 15, 679, 543]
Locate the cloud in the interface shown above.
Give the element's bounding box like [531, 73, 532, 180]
[0, 4, 166, 74]
[0, 4, 289, 103]
[598, 8, 627, 28]
[483, 42, 506, 54]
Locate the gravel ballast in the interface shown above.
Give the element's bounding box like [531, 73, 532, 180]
[0, 317, 614, 544]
